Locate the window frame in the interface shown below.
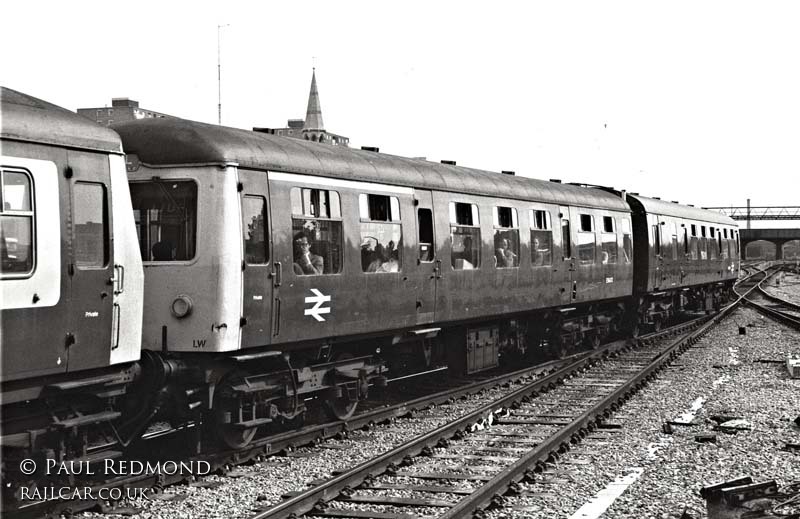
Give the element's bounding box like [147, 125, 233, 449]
[358, 192, 402, 274]
[290, 187, 344, 276]
[0, 168, 36, 279]
[242, 194, 269, 265]
[449, 201, 481, 270]
[73, 181, 110, 269]
[131, 179, 199, 263]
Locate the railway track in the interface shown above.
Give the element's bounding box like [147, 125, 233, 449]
[246, 314, 722, 519]
[6, 343, 612, 518]
[736, 263, 800, 330]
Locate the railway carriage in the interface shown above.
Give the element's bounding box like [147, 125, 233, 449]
[624, 194, 739, 329]
[1, 88, 143, 475]
[113, 116, 641, 447]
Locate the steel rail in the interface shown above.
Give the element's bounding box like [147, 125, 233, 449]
[248, 341, 632, 519]
[439, 305, 732, 518]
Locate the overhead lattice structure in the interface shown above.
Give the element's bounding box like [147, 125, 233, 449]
[703, 206, 800, 221]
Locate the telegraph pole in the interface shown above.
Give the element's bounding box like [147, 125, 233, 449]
[217, 24, 229, 125]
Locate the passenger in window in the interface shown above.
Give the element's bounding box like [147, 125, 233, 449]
[152, 240, 174, 261]
[532, 237, 545, 266]
[368, 241, 400, 273]
[453, 235, 476, 270]
[293, 232, 324, 275]
[494, 237, 517, 268]
[601, 251, 609, 264]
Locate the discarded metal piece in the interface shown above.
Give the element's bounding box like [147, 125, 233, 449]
[662, 422, 674, 434]
[787, 357, 800, 378]
[695, 433, 717, 443]
[782, 442, 800, 452]
[720, 480, 778, 505]
[716, 419, 751, 432]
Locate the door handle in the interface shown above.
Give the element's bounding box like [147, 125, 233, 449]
[272, 262, 282, 287]
[112, 264, 125, 294]
[433, 259, 442, 279]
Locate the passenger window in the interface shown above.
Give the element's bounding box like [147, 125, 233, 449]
[577, 214, 595, 264]
[292, 187, 341, 218]
[450, 202, 480, 270]
[242, 195, 268, 264]
[652, 224, 661, 256]
[530, 209, 552, 267]
[620, 218, 632, 263]
[683, 227, 689, 255]
[600, 216, 616, 264]
[671, 223, 679, 260]
[131, 180, 197, 261]
[290, 187, 343, 275]
[493, 206, 519, 268]
[74, 182, 109, 268]
[417, 208, 434, 262]
[719, 233, 727, 259]
[359, 194, 401, 273]
[1, 169, 35, 277]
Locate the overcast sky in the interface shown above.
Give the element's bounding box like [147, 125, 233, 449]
[3, 1, 798, 227]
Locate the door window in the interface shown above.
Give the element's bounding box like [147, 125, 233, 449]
[242, 195, 268, 264]
[74, 182, 108, 268]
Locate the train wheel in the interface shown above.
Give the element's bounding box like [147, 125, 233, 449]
[323, 384, 359, 421]
[323, 354, 367, 422]
[213, 371, 259, 450]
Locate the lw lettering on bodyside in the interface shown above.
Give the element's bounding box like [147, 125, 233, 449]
[192, 339, 207, 348]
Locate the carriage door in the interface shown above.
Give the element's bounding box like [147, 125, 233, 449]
[413, 190, 437, 324]
[651, 216, 663, 290]
[66, 152, 113, 371]
[239, 169, 273, 348]
[559, 206, 575, 303]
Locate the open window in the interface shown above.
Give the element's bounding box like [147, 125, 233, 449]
[359, 193, 401, 273]
[290, 187, 343, 275]
[577, 214, 595, 264]
[600, 216, 617, 264]
[493, 206, 519, 268]
[450, 202, 480, 270]
[530, 209, 552, 266]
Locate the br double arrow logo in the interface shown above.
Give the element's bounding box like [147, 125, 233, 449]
[304, 288, 331, 322]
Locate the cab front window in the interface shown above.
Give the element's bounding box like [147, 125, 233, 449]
[130, 180, 197, 261]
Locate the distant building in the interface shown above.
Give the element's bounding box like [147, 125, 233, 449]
[254, 69, 349, 147]
[77, 98, 172, 126]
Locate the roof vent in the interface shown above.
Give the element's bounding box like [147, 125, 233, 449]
[672, 200, 679, 204]
[688, 204, 695, 207]
[361, 146, 380, 153]
[501, 170, 515, 176]
[653, 197, 661, 200]
[441, 160, 456, 166]
[252, 127, 275, 134]
[550, 179, 562, 183]
[630, 192, 639, 195]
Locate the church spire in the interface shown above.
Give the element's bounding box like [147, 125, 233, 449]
[303, 68, 325, 131]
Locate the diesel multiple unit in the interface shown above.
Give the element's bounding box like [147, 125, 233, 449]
[0, 88, 740, 505]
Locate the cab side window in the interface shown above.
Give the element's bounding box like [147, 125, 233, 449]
[1, 169, 34, 277]
[290, 187, 343, 275]
[493, 206, 519, 268]
[530, 209, 552, 266]
[359, 193, 402, 273]
[450, 202, 480, 270]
